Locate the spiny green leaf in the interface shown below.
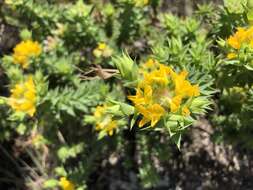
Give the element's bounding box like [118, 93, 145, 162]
[224, 0, 247, 13]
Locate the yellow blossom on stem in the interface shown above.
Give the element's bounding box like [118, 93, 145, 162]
[98, 42, 107, 50]
[227, 27, 247, 49]
[182, 106, 190, 116]
[227, 26, 253, 50]
[137, 104, 165, 127]
[94, 105, 118, 136]
[128, 84, 153, 105]
[128, 61, 200, 127]
[8, 76, 36, 117]
[227, 52, 237, 59]
[93, 42, 113, 58]
[59, 177, 75, 190]
[169, 95, 182, 113]
[13, 40, 42, 68]
[172, 70, 200, 98]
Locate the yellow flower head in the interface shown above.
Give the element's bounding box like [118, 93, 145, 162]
[59, 177, 75, 190]
[227, 27, 247, 49]
[137, 104, 165, 127]
[134, 0, 149, 7]
[98, 42, 107, 50]
[93, 42, 113, 58]
[227, 26, 253, 50]
[8, 76, 36, 117]
[13, 40, 42, 68]
[94, 105, 118, 136]
[171, 69, 200, 98]
[128, 61, 200, 127]
[169, 95, 182, 113]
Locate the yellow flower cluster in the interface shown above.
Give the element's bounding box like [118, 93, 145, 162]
[128, 59, 200, 127]
[59, 177, 75, 190]
[93, 42, 113, 58]
[8, 76, 36, 117]
[93, 104, 118, 136]
[140, 58, 159, 73]
[13, 40, 42, 68]
[227, 27, 253, 59]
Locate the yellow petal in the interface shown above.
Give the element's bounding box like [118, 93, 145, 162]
[170, 95, 182, 113]
[227, 52, 237, 59]
[139, 117, 150, 127]
[182, 106, 190, 116]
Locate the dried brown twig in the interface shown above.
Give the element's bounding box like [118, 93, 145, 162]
[75, 65, 119, 80]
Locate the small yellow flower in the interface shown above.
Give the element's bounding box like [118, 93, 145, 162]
[93, 42, 113, 58]
[169, 95, 182, 113]
[8, 76, 36, 117]
[13, 40, 42, 68]
[137, 104, 165, 127]
[227, 27, 247, 49]
[98, 42, 107, 50]
[144, 68, 169, 86]
[227, 26, 253, 50]
[59, 177, 75, 190]
[96, 120, 117, 136]
[227, 52, 237, 59]
[128, 84, 153, 105]
[182, 106, 190, 116]
[134, 0, 149, 7]
[171, 70, 200, 98]
[94, 105, 118, 136]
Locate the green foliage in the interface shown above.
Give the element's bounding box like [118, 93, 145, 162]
[43, 79, 108, 118]
[1, 0, 253, 189]
[57, 143, 85, 163]
[224, 0, 247, 13]
[113, 53, 139, 87]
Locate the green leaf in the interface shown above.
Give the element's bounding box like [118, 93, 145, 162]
[190, 97, 212, 114]
[55, 167, 67, 176]
[57, 147, 69, 163]
[165, 114, 194, 139]
[57, 144, 85, 163]
[43, 179, 59, 188]
[119, 103, 135, 115]
[247, 10, 253, 23]
[98, 131, 107, 140]
[130, 112, 138, 130]
[171, 133, 182, 149]
[165, 120, 177, 137]
[112, 53, 139, 87]
[0, 97, 7, 105]
[8, 112, 26, 121]
[20, 29, 32, 40]
[247, 0, 253, 8]
[16, 123, 27, 135]
[224, 0, 247, 13]
[245, 64, 253, 70]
